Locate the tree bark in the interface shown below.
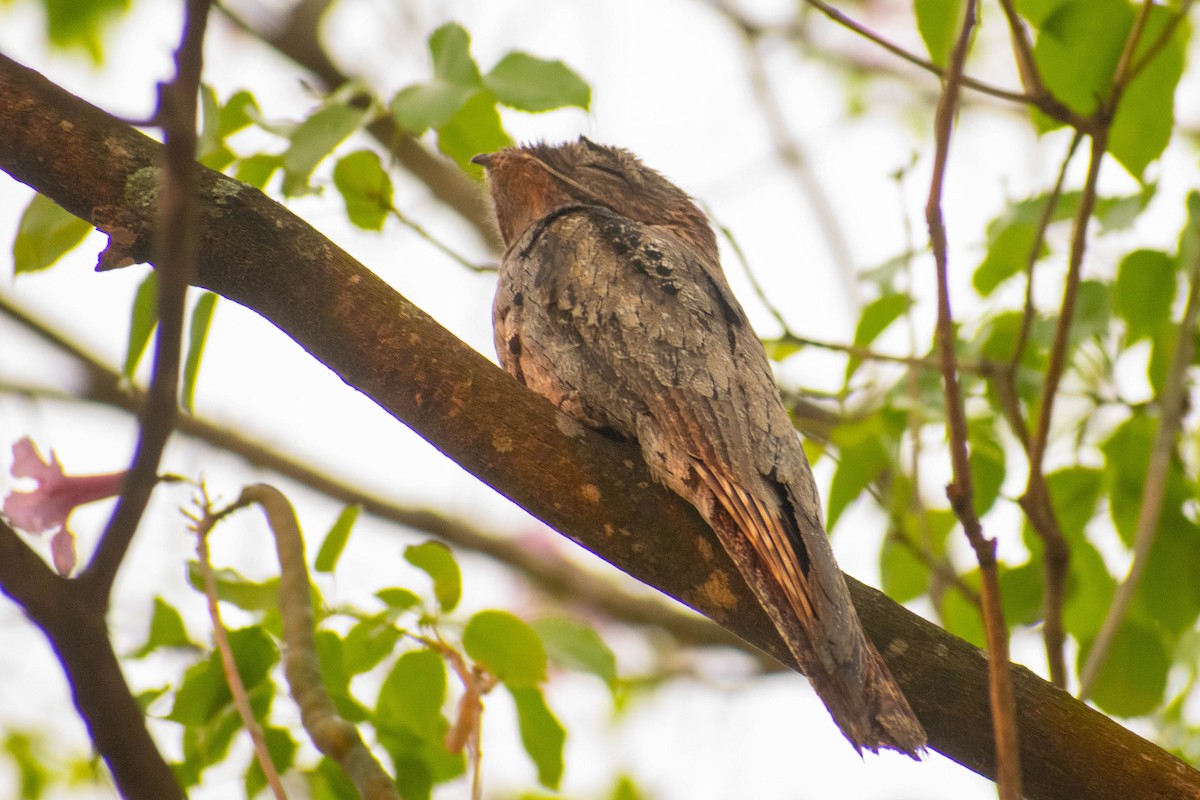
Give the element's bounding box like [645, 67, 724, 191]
[1, 53, 1197, 800]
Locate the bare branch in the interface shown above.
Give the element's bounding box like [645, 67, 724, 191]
[84, 0, 212, 600]
[924, 2, 1022, 796]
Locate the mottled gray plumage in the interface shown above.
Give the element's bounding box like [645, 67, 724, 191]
[474, 138, 925, 756]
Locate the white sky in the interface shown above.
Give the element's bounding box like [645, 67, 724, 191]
[2, 0, 1197, 797]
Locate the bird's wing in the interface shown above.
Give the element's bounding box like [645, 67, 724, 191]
[501, 204, 925, 754]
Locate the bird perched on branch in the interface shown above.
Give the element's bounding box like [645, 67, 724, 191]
[473, 137, 925, 756]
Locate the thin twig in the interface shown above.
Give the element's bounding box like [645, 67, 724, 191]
[83, 0, 212, 601]
[715, 218, 796, 336]
[389, 205, 495, 273]
[925, 1, 1022, 797]
[1079, 222, 1200, 699]
[1005, 130, 1082, 688]
[189, 488, 288, 800]
[1018, 132, 1108, 692]
[995, 0, 1046, 97]
[1009, 132, 1083, 378]
[737, 32, 859, 308]
[1126, 0, 1195, 84]
[783, 332, 989, 374]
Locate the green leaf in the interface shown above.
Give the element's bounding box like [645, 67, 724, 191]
[761, 337, 804, 362]
[485, 52, 591, 112]
[167, 627, 278, 725]
[333, 151, 394, 231]
[1109, 6, 1188, 178]
[1102, 413, 1153, 547]
[1062, 541, 1116, 640]
[532, 617, 618, 690]
[1069, 279, 1111, 343]
[234, 153, 282, 189]
[308, 757, 362, 800]
[509, 686, 565, 790]
[429, 23, 482, 87]
[405, 541, 462, 612]
[377, 587, 422, 612]
[315, 504, 360, 574]
[827, 417, 892, 530]
[281, 103, 368, 196]
[1014, 0, 1069, 28]
[123, 271, 159, 378]
[1114, 249, 1175, 342]
[186, 562, 281, 612]
[13, 193, 92, 274]
[245, 726, 296, 799]
[1033, 0, 1132, 118]
[854, 294, 910, 347]
[1081, 621, 1169, 717]
[1044, 466, 1103, 544]
[389, 22, 484, 135]
[373, 641, 465, 800]
[1178, 191, 1200, 276]
[846, 293, 909, 381]
[219, 90, 259, 138]
[342, 615, 401, 676]
[463, 610, 547, 688]
[41, 0, 130, 62]
[3, 731, 49, 799]
[390, 81, 477, 134]
[968, 418, 1005, 517]
[998, 561, 1043, 627]
[315, 631, 369, 723]
[375, 649, 447, 740]
[1136, 507, 1200, 635]
[940, 571, 985, 648]
[197, 85, 226, 169]
[435, 90, 512, 170]
[182, 292, 217, 413]
[879, 532, 928, 603]
[133, 597, 198, 657]
[914, 0, 966, 67]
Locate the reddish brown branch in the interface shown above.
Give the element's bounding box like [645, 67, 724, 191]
[1006, 131, 1081, 688]
[0, 520, 184, 798]
[924, 1, 1022, 797]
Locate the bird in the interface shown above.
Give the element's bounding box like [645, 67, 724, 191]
[472, 137, 925, 756]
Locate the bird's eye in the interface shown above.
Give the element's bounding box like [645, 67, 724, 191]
[584, 163, 625, 179]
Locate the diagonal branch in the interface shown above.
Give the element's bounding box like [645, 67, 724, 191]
[924, 1, 1022, 797]
[1079, 214, 1200, 698]
[2, 52, 1199, 800]
[0, 293, 759, 664]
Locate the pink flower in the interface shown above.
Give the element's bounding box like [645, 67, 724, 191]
[3, 437, 127, 576]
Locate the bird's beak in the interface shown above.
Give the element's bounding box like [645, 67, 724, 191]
[470, 152, 495, 168]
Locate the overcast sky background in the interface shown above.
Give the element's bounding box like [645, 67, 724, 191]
[2, 0, 1197, 797]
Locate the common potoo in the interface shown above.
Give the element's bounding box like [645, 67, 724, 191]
[473, 137, 925, 756]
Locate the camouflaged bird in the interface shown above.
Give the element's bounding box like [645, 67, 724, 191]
[473, 137, 925, 756]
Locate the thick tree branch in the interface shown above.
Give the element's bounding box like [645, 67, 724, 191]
[2, 53, 1199, 800]
[0, 293, 760, 664]
[0, 521, 183, 799]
